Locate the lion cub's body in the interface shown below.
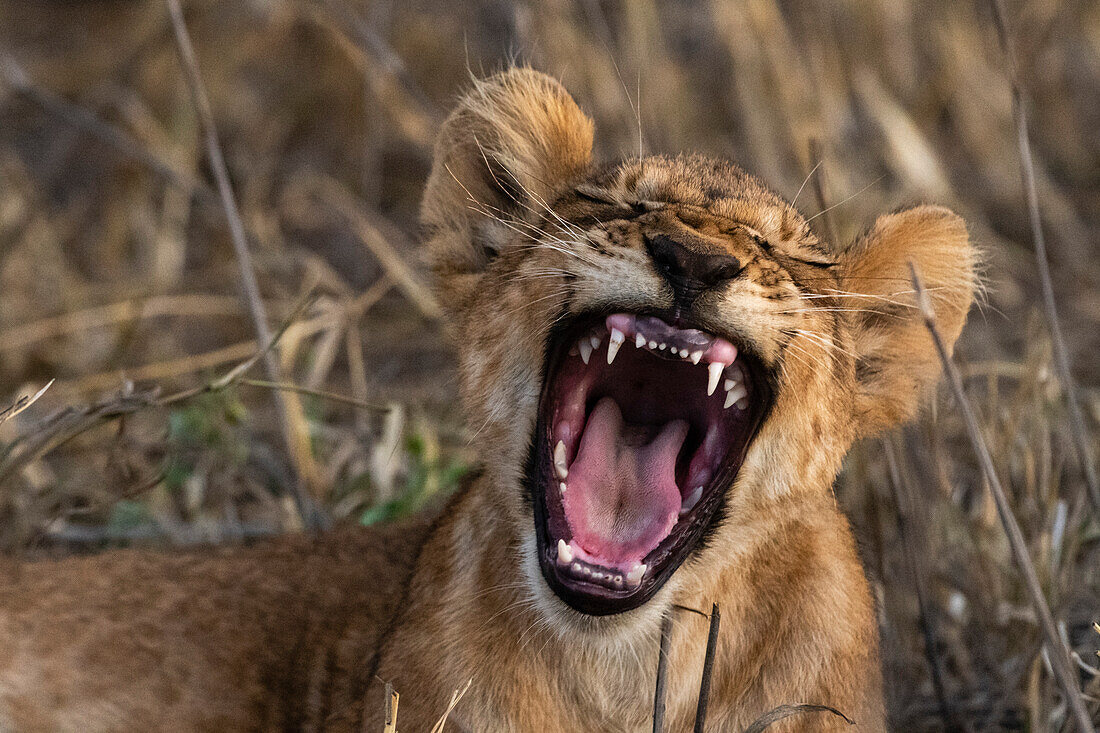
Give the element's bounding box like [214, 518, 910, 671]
[0, 68, 977, 731]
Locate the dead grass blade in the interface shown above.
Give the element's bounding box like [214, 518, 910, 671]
[238, 379, 388, 413]
[741, 704, 853, 732]
[988, 0, 1100, 517]
[308, 176, 442, 321]
[652, 610, 674, 733]
[381, 681, 399, 733]
[692, 603, 721, 733]
[0, 295, 244, 355]
[0, 53, 206, 196]
[429, 678, 472, 733]
[909, 262, 1095, 733]
[882, 438, 958, 731]
[0, 380, 55, 427]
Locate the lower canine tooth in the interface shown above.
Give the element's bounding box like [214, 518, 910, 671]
[707, 362, 723, 396]
[681, 486, 703, 515]
[724, 378, 739, 391]
[558, 539, 574, 564]
[579, 339, 593, 364]
[725, 382, 747, 408]
[607, 328, 625, 364]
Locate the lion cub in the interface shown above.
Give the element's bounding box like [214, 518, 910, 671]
[0, 68, 974, 731]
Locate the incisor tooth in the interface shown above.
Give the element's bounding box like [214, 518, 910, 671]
[607, 328, 625, 364]
[690, 350, 703, 365]
[560, 481, 568, 494]
[558, 539, 574, 564]
[554, 440, 568, 479]
[579, 339, 593, 364]
[627, 563, 646, 584]
[707, 362, 723, 396]
[648, 340, 658, 349]
[589, 334, 601, 349]
[635, 333, 646, 348]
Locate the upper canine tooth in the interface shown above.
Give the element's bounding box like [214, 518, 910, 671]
[607, 328, 625, 364]
[725, 382, 747, 408]
[554, 440, 569, 479]
[635, 333, 646, 349]
[579, 339, 593, 364]
[707, 362, 724, 396]
[690, 350, 703, 365]
[558, 539, 574, 564]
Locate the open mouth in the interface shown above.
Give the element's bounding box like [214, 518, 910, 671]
[531, 312, 773, 615]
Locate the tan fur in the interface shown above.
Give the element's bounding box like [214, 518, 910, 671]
[0, 69, 976, 731]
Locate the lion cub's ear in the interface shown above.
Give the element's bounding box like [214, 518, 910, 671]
[422, 68, 594, 309]
[840, 205, 977, 437]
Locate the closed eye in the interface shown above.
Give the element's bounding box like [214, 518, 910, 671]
[789, 256, 836, 269]
[574, 185, 623, 206]
[750, 233, 836, 269]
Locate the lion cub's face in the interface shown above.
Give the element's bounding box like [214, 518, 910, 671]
[422, 70, 975, 625]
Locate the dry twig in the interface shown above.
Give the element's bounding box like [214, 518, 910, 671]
[741, 704, 852, 732]
[166, 0, 322, 527]
[693, 603, 721, 733]
[909, 263, 1095, 733]
[652, 611, 674, 733]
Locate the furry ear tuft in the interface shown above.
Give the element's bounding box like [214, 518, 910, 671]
[842, 205, 978, 436]
[422, 68, 594, 309]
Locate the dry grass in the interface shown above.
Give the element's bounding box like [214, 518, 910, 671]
[0, 0, 1097, 729]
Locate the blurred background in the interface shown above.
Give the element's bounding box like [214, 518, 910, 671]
[0, 0, 1097, 729]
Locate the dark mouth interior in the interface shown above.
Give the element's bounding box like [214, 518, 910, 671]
[534, 313, 770, 614]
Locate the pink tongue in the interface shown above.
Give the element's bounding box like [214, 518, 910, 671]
[562, 398, 688, 564]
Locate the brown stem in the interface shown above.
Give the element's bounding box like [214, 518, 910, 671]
[988, 0, 1100, 517]
[909, 263, 1094, 733]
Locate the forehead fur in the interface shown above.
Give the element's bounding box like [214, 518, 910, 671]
[582, 155, 823, 249]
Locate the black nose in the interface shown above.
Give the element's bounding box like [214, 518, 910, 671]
[645, 233, 743, 302]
